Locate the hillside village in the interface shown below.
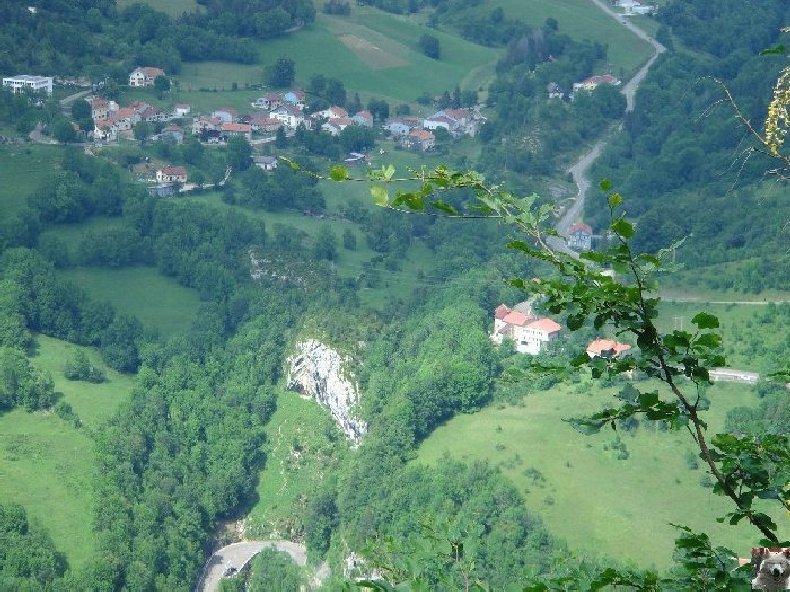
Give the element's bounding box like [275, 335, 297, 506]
[5, 61, 616, 226]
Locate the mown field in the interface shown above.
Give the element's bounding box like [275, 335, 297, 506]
[175, 7, 498, 107]
[417, 380, 786, 570]
[0, 335, 133, 570]
[0, 145, 62, 215]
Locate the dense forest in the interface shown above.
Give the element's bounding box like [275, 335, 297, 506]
[591, 0, 790, 286]
[0, 0, 313, 75]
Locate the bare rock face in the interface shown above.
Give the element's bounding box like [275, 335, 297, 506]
[286, 339, 367, 443]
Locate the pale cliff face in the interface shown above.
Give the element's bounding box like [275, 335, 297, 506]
[286, 339, 367, 443]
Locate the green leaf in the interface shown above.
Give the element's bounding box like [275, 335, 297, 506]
[607, 192, 623, 208]
[566, 313, 585, 331]
[694, 333, 722, 349]
[610, 219, 634, 239]
[430, 200, 458, 215]
[371, 186, 389, 207]
[638, 390, 659, 407]
[329, 165, 349, 181]
[760, 44, 786, 55]
[692, 312, 719, 329]
[600, 178, 612, 192]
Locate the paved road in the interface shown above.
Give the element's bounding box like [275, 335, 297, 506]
[551, 0, 665, 251]
[196, 540, 329, 592]
[59, 89, 91, 108]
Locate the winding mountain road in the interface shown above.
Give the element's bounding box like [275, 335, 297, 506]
[552, 1, 666, 249]
[196, 540, 329, 592]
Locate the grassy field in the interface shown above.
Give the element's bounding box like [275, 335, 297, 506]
[174, 8, 498, 106]
[658, 301, 790, 374]
[0, 145, 62, 216]
[59, 267, 202, 338]
[417, 381, 787, 570]
[489, 0, 654, 78]
[0, 335, 134, 570]
[245, 390, 346, 540]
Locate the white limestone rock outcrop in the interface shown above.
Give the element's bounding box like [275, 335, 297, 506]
[286, 339, 367, 443]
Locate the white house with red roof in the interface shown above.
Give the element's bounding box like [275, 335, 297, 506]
[156, 166, 187, 183]
[321, 116, 353, 136]
[312, 106, 349, 121]
[567, 222, 593, 251]
[221, 122, 252, 140]
[270, 104, 306, 129]
[573, 74, 621, 93]
[403, 129, 436, 151]
[156, 166, 187, 184]
[586, 338, 631, 359]
[492, 303, 562, 355]
[129, 67, 165, 87]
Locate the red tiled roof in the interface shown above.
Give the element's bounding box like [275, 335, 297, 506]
[222, 123, 251, 133]
[160, 166, 187, 176]
[502, 311, 530, 326]
[527, 318, 562, 333]
[410, 129, 435, 140]
[444, 108, 468, 120]
[587, 338, 631, 355]
[569, 222, 593, 234]
[495, 304, 511, 320]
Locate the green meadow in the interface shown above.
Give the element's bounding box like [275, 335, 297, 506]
[59, 267, 202, 338]
[657, 301, 790, 374]
[489, 0, 654, 77]
[0, 145, 62, 215]
[0, 335, 133, 570]
[245, 390, 346, 540]
[175, 8, 498, 106]
[417, 381, 786, 570]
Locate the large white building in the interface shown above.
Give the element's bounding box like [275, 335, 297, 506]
[491, 303, 562, 355]
[2, 75, 53, 95]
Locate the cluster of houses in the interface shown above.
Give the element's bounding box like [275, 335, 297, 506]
[491, 302, 632, 362]
[89, 96, 190, 142]
[547, 74, 621, 101]
[383, 107, 483, 151]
